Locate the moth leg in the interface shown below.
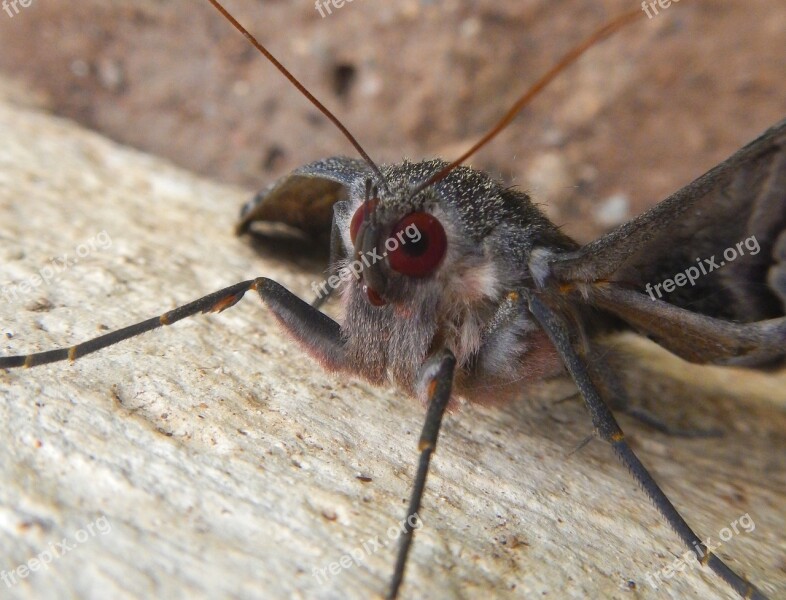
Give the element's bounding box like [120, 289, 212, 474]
[481, 291, 525, 341]
[621, 407, 723, 438]
[525, 292, 769, 600]
[309, 220, 341, 309]
[388, 349, 456, 600]
[768, 229, 786, 312]
[587, 285, 786, 366]
[310, 285, 336, 309]
[0, 278, 346, 372]
[311, 200, 351, 309]
[587, 341, 722, 438]
[468, 291, 531, 378]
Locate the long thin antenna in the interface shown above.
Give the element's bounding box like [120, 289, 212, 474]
[206, 0, 388, 189]
[411, 8, 641, 195]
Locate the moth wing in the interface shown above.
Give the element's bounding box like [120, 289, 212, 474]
[546, 118, 786, 364]
[236, 156, 371, 240]
[587, 284, 786, 365]
[550, 118, 786, 316]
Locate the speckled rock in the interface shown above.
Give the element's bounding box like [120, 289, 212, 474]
[0, 81, 784, 600]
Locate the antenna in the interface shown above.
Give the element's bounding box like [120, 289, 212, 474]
[411, 8, 641, 195]
[206, 0, 388, 190]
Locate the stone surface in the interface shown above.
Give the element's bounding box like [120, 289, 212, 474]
[0, 78, 785, 599]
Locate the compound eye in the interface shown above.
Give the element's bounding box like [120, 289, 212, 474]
[350, 198, 378, 245]
[387, 212, 447, 277]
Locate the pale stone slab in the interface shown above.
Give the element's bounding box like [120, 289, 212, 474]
[0, 82, 784, 600]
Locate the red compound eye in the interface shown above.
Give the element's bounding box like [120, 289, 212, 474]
[350, 198, 378, 245]
[387, 212, 447, 277]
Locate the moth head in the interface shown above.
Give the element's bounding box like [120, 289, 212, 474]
[347, 190, 448, 306]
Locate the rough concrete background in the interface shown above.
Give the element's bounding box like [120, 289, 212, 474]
[0, 1, 785, 599]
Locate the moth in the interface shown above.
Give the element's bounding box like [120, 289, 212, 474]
[1, 2, 784, 599]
